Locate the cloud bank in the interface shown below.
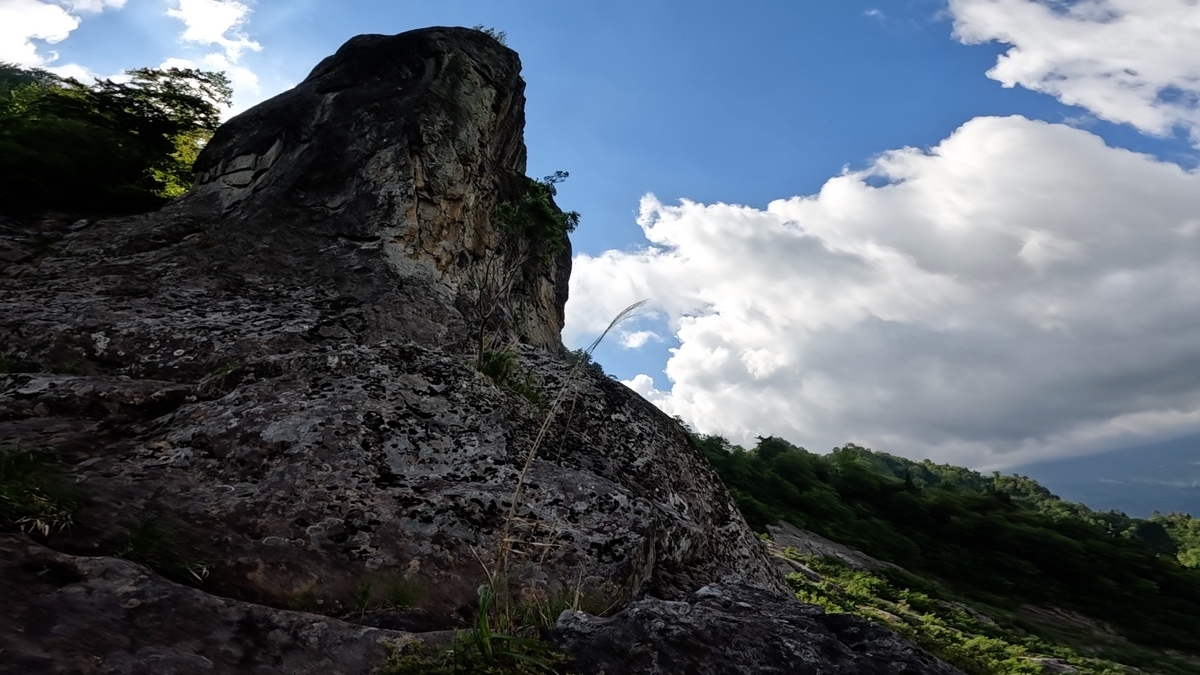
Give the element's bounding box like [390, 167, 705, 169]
[948, 0, 1200, 141]
[567, 116, 1200, 468]
[567, 0, 1200, 469]
[0, 0, 124, 74]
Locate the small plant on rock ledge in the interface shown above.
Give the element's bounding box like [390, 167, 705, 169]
[0, 443, 81, 536]
[119, 515, 211, 584]
[490, 172, 579, 264]
[465, 171, 579, 378]
[381, 584, 568, 674]
[471, 24, 508, 46]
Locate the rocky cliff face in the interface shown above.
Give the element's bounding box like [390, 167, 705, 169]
[0, 27, 959, 674]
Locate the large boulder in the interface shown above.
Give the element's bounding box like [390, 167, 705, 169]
[552, 581, 964, 675]
[0, 25, 780, 621]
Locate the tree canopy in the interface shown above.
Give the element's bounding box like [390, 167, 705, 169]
[0, 64, 231, 217]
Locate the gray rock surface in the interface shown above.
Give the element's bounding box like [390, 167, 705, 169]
[0, 533, 410, 675]
[768, 521, 902, 572]
[551, 580, 964, 675]
[0, 25, 780, 621]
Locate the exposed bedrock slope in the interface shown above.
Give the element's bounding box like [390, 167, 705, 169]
[0, 25, 779, 619]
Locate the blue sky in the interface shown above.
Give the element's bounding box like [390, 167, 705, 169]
[6, 0, 1200, 471]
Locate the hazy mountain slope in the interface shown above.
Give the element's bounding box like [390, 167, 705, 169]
[1012, 434, 1200, 517]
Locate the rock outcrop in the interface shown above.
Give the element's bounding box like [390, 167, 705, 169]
[0, 21, 778, 626]
[552, 581, 963, 675]
[0, 26, 961, 674]
[0, 534, 410, 674]
[767, 521, 902, 572]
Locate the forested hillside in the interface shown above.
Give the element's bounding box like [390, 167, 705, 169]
[696, 434, 1200, 673]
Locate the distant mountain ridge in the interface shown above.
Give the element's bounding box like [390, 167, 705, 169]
[1013, 433, 1200, 517]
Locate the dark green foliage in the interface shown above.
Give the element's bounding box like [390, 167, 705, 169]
[481, 348, 520, 385]
[1155, 511, 1200, 567]
[562, 348, 604, 376]
[491, 172, 580, 263]
[699, 435, 1200, 658]
[472, 24, 509, 45]
[785, 552, 1197, 675]
[0, 63, 231, 217]
[119, 516, 210, 585]
[384, 576, 423, 609]
[480, 348, 543, 405]
[0, 444, 81, 536]
[350, 572, 427, 616]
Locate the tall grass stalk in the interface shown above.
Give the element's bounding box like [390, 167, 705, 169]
[494, 300, 647, 581]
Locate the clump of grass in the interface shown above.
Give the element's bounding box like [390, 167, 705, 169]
[511, 579, 621, 632]
[381, 585, 568, 675]
[119, 516, 210, 584]
[47, 359, 85, 375]
[384, 576, 423, 609]
[479, 345, 546, 406]
[349, 573, 425, 617]
[480, 348, 519, 385]
[285, 580, 320, 612]
[198, 359, 245, 396]
[0, 444, 81, 536]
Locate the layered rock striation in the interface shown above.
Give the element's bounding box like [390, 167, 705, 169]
[0, 27, 960, 674]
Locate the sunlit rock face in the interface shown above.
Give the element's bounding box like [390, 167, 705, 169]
[190, 28, 566, 349]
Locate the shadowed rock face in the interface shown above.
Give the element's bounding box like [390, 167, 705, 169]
[0, 534, 411, 675]
[552, 581, 964, 675]
[0, 26, 781, 622]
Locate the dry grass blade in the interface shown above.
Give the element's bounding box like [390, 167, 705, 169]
[495, 299, 649, 577]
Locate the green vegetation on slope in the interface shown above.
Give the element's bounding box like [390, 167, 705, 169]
[1156, 511, 1200, 567]
[695, 434, 1200, 665]
[0, 63, 230, 217]
[782, 551, 1197, 675]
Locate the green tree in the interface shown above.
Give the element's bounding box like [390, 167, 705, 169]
[0, 64, 231, 216]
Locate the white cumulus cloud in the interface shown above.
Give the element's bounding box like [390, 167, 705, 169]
[0, 0, 81, 67]
[0, 0, 126, 73]
[566, 116, 1200, 469]
[60, 0, 124, 12]
[164, 0, 264, 113]
[948, 0, 1200, 141]
[167, 0, 261, 61]
[619, 330, 663, 350]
